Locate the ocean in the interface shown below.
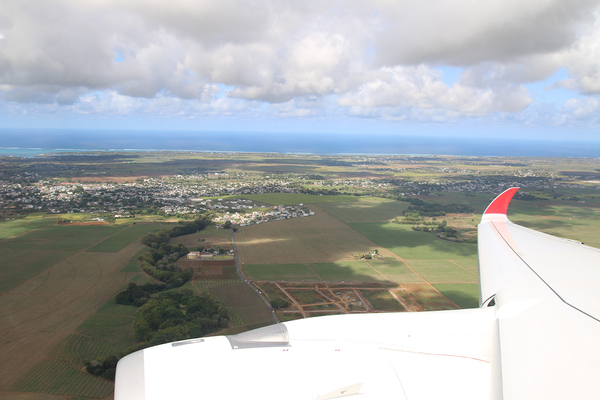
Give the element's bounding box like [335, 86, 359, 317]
[0, 128, 598, 158]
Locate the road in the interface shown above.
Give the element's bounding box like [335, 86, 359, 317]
[232, 231, 280, 324]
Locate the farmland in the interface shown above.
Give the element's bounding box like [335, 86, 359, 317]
[1, 152, 599, 399]
[235, 204, 397, 264]
[236, 196, 483, 317]
[0, 216, 155, 398]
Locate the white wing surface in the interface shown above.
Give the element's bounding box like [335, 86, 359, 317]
[115, 188, 600, 399]
[479, 188, 600, 399]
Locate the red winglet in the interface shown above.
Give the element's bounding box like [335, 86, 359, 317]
[483, 187, 519, 215]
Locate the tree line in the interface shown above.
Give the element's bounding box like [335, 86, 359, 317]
[85, 216, 229, 380]
[398, 196, 475, 216]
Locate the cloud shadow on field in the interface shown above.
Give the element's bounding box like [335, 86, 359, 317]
[348, 222, 477, 259]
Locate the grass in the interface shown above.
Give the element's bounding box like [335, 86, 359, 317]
[433, 283, 480, 309]
[288, 290, 327, 304]
[12, 360, 114, 398]
[449, 259, 479, 274]
[0, 250, 77, 293]
[96, 300, 138, 316]
[397, 285, 458, 311]
[278, 313, 303, 321]
[50, 334, 134, 370]
[405, 260, 478, 283]
[85, 223, 159, 252]
[243, 263, 320, 281]
[304, 304, 338, 311]
[8, 224, 126, 252]
[208, 283, 273, 326]
[348, 222, 478, 260]
[0, 216, 58, 239]
[218, 193, 360, 205]
[236, 208, 397, 264]
[253, 282, 290, 304]
[309, 261, 391, 284]
[76, 314, 135, 342]
[318, 197, 409, 223]
[365, 259, 422, 283]
[121, 261, 141, 272]
[362, 290, 405, 311]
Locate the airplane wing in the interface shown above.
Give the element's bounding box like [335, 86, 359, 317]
[115, 188, 600, 399]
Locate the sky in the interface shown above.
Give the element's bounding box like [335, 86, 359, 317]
[1, 0, 599, 140]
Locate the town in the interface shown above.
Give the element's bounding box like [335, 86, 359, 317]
[1, 153, 599, 225]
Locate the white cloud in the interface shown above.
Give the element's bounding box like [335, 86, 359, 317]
[337, 66, 533, 114]
[0, 0, 598, 130]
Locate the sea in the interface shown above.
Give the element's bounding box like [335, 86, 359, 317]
[0, 128, 599, 158]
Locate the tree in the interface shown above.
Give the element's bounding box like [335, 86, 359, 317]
[270, 299, 289, 309]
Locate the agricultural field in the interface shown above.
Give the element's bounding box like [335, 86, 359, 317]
[243, 263, 321, 282]
[0, 217, 153, 398]
[192, 280, 273, 329]
[2, 153, 600, 399]
[85, 223, 160, 252]
[170, 230, 233, 251]
[361, 290, 406, 311]
[433, 283, 480, 309]
[223, 193, 360, 205]
[209, 284, 273, 327]
[237, 196, 482, 314]
[235, 204, 396, 264]
[348, 222, 478, 260]
[317, 197, 408, 223]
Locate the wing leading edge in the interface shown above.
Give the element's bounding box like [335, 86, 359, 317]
[115, 188, 600, 399]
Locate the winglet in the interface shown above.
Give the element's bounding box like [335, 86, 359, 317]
[483, 187, 519, 216]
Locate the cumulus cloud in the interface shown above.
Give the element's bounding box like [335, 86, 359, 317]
[337, 66, 533, 115]
[372, 0, 599, 65]
[0, 0, 598, 128]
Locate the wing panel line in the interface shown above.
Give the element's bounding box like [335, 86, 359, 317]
[489, 220, 600, 324]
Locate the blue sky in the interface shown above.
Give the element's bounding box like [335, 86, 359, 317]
[1, 1, 599, 141]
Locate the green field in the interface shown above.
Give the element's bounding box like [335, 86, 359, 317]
[318, 197, 409, 223]
[0, 250, 77, 293]
[219, 193, 360, 205]
[279, 313, 303, 321]
[348, 222, 478, 260]
[193, 280, 273, 327]
[76, 314, 136, 342]
[243, 263, 320, 281]
[0, 222, 123, 251]
[253, 282, 291, 305]
[288, 290, 328, 304]
[309, 261, 391, 284]
[11, 295, 139, 398]
[209, 284, 273, 326]
[365, 259, 422, 283]
[405, 260, 478, 283]
[0, 216, 58, 239]
[86, 223, 159, 252]
[362, 290, 405, 311]
[396, 285, 458, 311]
[433, 283, 480, 309]
[13, 360, 114, 398]
[50, 334, 134, 370]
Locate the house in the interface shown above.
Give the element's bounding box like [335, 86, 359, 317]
[187, 251, 200, 260]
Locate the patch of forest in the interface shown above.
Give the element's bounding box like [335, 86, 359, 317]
[84, 216, 230, 380]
